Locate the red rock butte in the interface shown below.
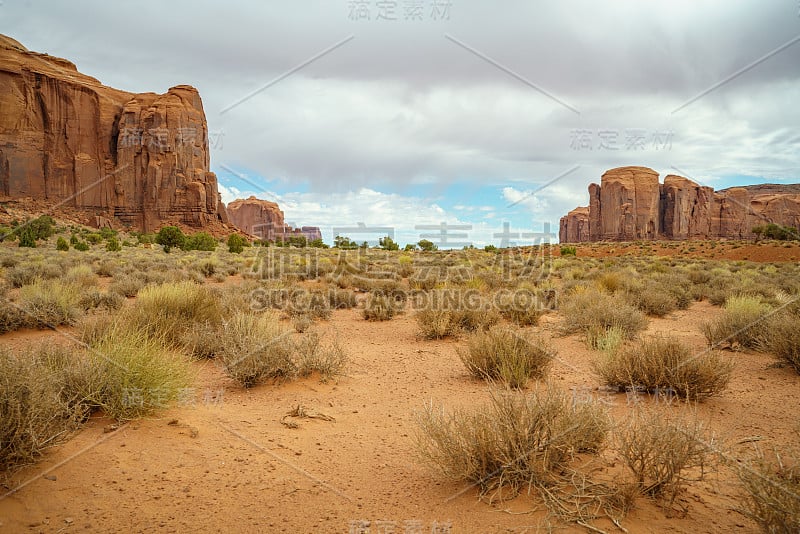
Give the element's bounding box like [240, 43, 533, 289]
[0, 34, 229, 232]
[559, 166, 800, 243]
[227, 196, 321, 242]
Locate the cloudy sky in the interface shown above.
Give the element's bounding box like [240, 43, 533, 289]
[2, 1, 799, 246]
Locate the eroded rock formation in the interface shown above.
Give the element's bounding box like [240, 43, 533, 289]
[227, 196, 321, 242]
[560, 166, 800, 242]
[0, 34, 228, 231]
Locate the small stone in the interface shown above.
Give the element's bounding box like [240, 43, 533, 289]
[43, 474, 56, 481]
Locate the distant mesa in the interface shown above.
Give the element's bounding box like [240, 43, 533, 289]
[559, 166, 800, 243]
[0, 34, 229, 232]
[227, 196, 321, 242]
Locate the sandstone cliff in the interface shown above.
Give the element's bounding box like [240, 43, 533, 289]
[227, 196, 322, 242]
[560, 166, 800, 242]
[0, 34, 228, 231]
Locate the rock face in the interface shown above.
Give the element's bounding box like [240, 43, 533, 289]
[594, 166, 661, 241]
[227, 196, 322, 242]
[226, 196, 286, 239]
[559, 206, 590, 243]
[560, 166, 800, 242]
[0, 34, 228, 231]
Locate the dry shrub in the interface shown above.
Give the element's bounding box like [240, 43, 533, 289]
[0, 346, 89, 472]
[328, 288, 357, 309]
[628, 284, 678, 317]
[494, 290, 543, 326]
[415, 386, 610, 502]
[285, 290, 332, 320]
[0, 300, 28, 334]
[294, 332, 347, 382]
[594, 335, 733, 400]
[126, 281, 223, 346]
[618, 408, 712, 509]
[292, 314, 314, 333]
[760, 312, 800, 373]
[108, 275, 146, 297]
[414, 289, 499, 339]
[736, 449, 800, 533]
[701, 295, 772, 349]
[219, 312, 295, 388]
[362, 292, 403, 321]
[19, 280, 81, 326]
[561, 287, 647, 340]
[458, 326, 553, 388]
[180, 321, 227, 359]
[86, 325, 192, 420]
[78, 289, 125, 311]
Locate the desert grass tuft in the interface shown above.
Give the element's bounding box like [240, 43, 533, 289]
[0, 345, 94, 472]
[593, 335, 733, 400]
[219, 312, 295, 387]
[701, 295, 772, 349]
[415, 385, 610, 502]
[760, 312, 800, 373]
[126, 281, 222, 347]
[561, 287, 647, 340]
[458, 326, 553, 388]
[19, 280, 81, 326]
[85, 325, 192, 420]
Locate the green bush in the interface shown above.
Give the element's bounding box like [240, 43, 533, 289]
[227, 233, 247, 254]
[85, 233, 102, 245]
[560, 245, 577, 257]
[73, 241, 90, 251]
[155, 226, 186, 253]
[105, 237, 122, 252]
[56, 236, 69, 251]
[17, 226, 36, 248]
[184, 232, 218, 251]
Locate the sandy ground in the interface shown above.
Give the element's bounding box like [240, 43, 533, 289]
[1, 301, 799, 533]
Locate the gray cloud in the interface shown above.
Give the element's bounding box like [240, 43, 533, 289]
[2, 0, 799, 241]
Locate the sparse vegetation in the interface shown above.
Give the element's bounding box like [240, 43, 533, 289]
[561, 287, 647, 340]
[618, 409, 713, 509]
[736, 448, 800, 533]
[701, 295, 772, 349]
[458, 326, 553, 388]
[415, 386, 610, 501]
[593, 335, 734, 400]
